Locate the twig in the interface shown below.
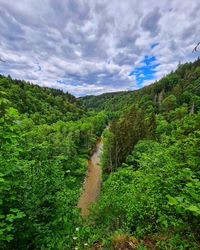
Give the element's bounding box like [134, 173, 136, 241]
[0, 57, 6, 63]
[193, 42, 200, 52]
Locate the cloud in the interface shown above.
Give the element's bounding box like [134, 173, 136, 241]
[0, 0, 200, 96]
[141, 7, 162, 37]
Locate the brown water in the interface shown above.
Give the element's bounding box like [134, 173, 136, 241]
[78, 139, 103, 216]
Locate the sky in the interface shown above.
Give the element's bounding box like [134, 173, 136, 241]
[0, 0, 200, 96]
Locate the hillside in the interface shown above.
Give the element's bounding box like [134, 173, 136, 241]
[0, 75, 84, 124]
[80, 91, 136, 112]
[0, 76, 108, 249]
[0, 59, 200, 250]
[80, 59, 200, 249]
[81, 59, 200, 113]
[1, 1, 200, 249]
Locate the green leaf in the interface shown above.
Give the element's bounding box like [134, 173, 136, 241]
[186, 205, 200, 214]
[166, 195, 178, 205]
[5, 234, 13, 241]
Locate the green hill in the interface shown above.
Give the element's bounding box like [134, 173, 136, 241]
[0, 75, 108, 249]
[81, 59, 200, 113]
[0, 58, 200, 249]
[80, 59, 200, 249]
[0, 75, 84, 124]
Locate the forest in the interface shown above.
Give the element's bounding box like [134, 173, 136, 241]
[0, 58, 200, 249]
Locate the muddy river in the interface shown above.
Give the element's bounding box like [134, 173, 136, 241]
[78, 138, 103, 216]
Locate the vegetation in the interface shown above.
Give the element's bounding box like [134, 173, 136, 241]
[0, 58, 200, 249]
[0, 75, 84, 124]
[81, 58, 200, 249]
[0, 76, 108, 249]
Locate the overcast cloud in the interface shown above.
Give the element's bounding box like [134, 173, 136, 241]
[0, 0, 200, 96]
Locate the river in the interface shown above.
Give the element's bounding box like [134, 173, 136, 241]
[78, 138, 103, 216]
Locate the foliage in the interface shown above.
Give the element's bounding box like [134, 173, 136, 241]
[86, 113, 200, 249]
[1, 58, 200, 249]
[79, 59, 200, 249]
[81, 58, 200, 114]
[0, 79, 108, 249]
[0, 75, 84, 124]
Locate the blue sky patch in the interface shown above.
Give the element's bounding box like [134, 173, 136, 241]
[56, 80, 79, 86]
[129, 55, 160, 87]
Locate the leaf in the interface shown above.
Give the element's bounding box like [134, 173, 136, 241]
[162, 220, 168, 228]
[5, 234, 13, 241]
[166, 195, 178, 205]
[6, 225, 13, 232]
[10, 208, 19, 213]
[186, 205, 200, 214]
[16, 211, 25, 219]
[0, 178, 5, 183]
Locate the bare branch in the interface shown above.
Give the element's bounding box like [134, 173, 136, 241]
[193, 42, 200, 52]
[0, 57, 6, 63]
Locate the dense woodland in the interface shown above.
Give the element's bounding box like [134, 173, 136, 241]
[0, 76, 108, 249]
[83, 58, 200, 249]
[0, 58, 200, 249]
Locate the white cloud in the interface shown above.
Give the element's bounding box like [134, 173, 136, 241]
[0, 0, 200, 96]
